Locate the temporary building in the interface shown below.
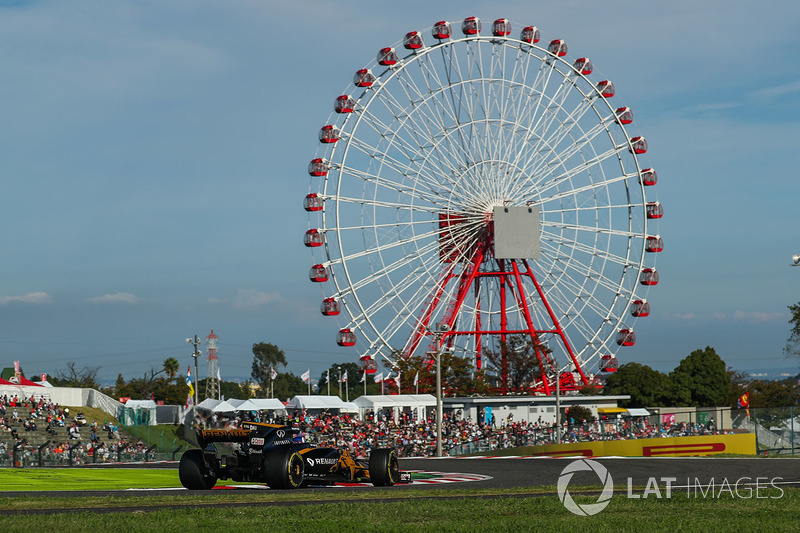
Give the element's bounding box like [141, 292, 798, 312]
[352, 394, 436, 421]
[235, 398, 286, 412]
[285, 395, 350, 412]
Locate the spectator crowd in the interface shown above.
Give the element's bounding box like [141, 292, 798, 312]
[0, 393, 150, 466]
[195, 406, 726, 458]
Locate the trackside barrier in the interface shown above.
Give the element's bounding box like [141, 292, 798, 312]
[463, 433, 756, 458]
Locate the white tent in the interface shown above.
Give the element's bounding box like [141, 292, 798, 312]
[227, 398, 249, 408]
[352, 394, 436, 421]
[211, 400, 238, 413]
[286, 395, 349, 411]
[236, 398, 286, 412]
[340, 401, 359, 413]
[196, 398, 222, 411]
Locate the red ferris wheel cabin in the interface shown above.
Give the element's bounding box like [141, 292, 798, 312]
[615, 107, 633, 125]
[520, 26, 540, 44]
[645, 235, 664, 253]
[616, 328, 636, 346]
[309, 264, 329, 283]
[308, 158, 329, 177]
[360, 355, 377, 374]
[646, 201, 663, 219]
[432, 21, 452, 40]
[318, 125, 340, 144]
[599, 354, 619, 372]
[573, 57, 593, 75]
[353, 68, 376, 87]
[336, 328, 356, 347]
[548, 39, 568, 57]
[629, 136, 648, 154]
[303, 193, 323, 212]
[403, 31, 424, 50]
[377, 47, 398, 66]
[640, 168, 658, 186]
[334, 95, 355, 113]
[321, 298, 340, 316]
[630, 299, 650, 317]
[304, 229, 324, 247]
[462, 16, 481, 35]
[597, 80, 615, 98]
[492, 18, 511, 37]
[639, 268, 659, 286]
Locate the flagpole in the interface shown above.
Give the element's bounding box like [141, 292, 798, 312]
[327, 369, 330, 396]
[338, 367, 342, 399]
[363, 373, 366, 396]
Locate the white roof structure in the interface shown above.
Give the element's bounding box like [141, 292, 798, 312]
[123, 400, 157, 409]
[227, 398, 249, 408]
[285, 395, 349, 410]
[211, 400, 238, 413]
[196, 398, 222, 411]
[236, 398, 286, 411]
[352, 394, 436, 410]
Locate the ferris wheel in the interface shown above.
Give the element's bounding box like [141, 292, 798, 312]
[304, 16, 662, 394]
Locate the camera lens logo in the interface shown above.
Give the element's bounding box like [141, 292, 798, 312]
[557, 459, 614, 516]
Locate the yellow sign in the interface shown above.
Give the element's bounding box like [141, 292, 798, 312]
[521, 434, 755, 457]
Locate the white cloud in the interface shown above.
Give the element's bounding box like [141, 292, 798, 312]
[234, 289, 282, 310]
[752, 80, 800, 100]
[0, 291, 52, 305]
[734, 311, 786, 323]
[674, 313, 697, 320]
[86, 292, 142, 304]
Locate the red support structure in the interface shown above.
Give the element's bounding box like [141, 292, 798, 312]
[400, 221, 590, 395]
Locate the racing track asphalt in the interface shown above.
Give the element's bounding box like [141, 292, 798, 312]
[3, 456, 800, 498]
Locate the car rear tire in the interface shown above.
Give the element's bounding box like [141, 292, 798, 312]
[179, 449, 217, 490]
[264, 448, 304, 489]
[369, 448, 399, 486]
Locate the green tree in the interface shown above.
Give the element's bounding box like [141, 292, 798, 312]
[251, 342, 288, 393]
[602, 362, 672, 407]
[319, 362, 363, 398]
[272, 372, 306, 401]
[483, 335, 550, 392]
[566, 405, 594, 423]
[670, 347, 731, 407]
[784, 302, 800, 358]
[162, 357, 180, 381]
[391, 353, 491, 397]
[49, 362, 102, 389]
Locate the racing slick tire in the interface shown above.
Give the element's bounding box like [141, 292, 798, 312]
[179, 449, 217, 490]
[369, 448, 399, 486]
[264, 448, 304, 489]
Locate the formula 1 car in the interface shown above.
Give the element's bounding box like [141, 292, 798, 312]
[179, 421, 410, 490]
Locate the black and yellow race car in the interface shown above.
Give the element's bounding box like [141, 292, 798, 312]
[179, 421, 409, 490]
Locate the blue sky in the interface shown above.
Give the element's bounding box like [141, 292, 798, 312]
[2, 1, 800, 384]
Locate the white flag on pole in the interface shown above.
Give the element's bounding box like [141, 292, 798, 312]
[301, 369, 311, 382]
[360, 372, 366, 383]
[341, 370, 348, 382]
[374, 372, 383, 383]
[413, 372, 419, 386]
[270, 367, 278, 380]
[326, 369, 330, 384]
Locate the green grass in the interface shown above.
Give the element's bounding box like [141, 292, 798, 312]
[0, 467, 183, 491]
[0, 489, 797, 532]
[0, 468, 797, 532]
